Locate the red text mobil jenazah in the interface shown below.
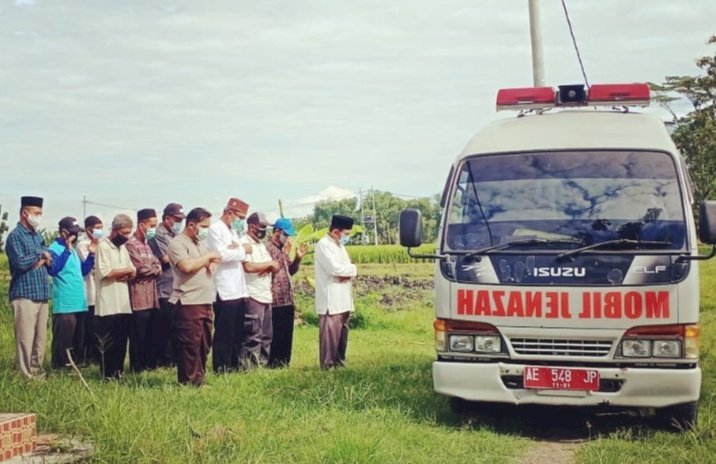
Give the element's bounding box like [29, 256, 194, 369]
[456, 289, 671, 319]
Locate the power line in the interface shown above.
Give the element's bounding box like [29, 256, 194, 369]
[84, 199, 135, 212]
[560, 0, 589, 87]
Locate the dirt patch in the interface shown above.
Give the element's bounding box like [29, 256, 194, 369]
[7, 434, 93, 463]
[516, 440, 583, 464]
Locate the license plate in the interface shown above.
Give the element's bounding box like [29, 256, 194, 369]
[523, 366, 600, 391]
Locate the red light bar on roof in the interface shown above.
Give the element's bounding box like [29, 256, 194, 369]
[496, 86, 555, 111]
[588, 83, 650, 106]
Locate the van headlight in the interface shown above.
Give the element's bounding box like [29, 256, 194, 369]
[652, 340, 681, 358]
[622, 339, 650, 357]
[449, 335, 474, 352]
[475, 335, 501, 353]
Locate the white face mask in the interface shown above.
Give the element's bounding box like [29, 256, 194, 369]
[27, 213, 42, 229]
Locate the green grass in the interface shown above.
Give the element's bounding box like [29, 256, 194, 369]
[0, 256, 525, 463]
[300, 244, 437, 265]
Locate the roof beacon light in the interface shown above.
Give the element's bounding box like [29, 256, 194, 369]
[557, 84, 587, 105]
[588, 83, 651, 107]
[496, 83, 651, 112]
[496, 87, 555, 111]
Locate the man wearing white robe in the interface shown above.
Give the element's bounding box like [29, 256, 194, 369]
[314, 214, 357, 369]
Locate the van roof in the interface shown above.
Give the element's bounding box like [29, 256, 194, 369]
[458, 110, 676, 161]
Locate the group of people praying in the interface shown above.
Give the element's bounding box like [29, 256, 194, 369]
[5, 195, 358, 386]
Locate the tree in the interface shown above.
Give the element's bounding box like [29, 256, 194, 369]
[652, 35, 716, 205]
[0, 204, 8, 253]
[307, 191, 440, 245]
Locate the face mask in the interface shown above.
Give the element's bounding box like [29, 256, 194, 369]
[339, 234, 351, 246]
[27, 213, 42, 229]
[196, 226, 209, 241]
[172, 222, 183, 233]
[111, 234, 128, 247]
[279, 234, 289, 245]
[146, 227, 157, 240]
[255, 229, 267, 240]
[91, 229, 105, 240]
[232, 219, 245, 234]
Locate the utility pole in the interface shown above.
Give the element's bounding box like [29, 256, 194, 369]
[371, 187, 379, 245]
[82, 195, 87, 219]
[528, 0, 545, 87]
[359, 188, 366, 244]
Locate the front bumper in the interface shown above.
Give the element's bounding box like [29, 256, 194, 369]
[433, 361, 701, 407]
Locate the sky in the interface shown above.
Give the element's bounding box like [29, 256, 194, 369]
[1, 0, 715, 229]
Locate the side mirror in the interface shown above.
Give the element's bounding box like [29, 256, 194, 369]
[699, 201, 716, 244]
[399, 209, 423, 248]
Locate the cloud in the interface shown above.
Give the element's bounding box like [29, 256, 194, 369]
[292, 186, 356, 207]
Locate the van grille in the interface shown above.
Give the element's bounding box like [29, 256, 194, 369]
[509, 338, 612, 357]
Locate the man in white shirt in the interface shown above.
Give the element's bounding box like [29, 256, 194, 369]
[314, 214, 357, 369]
[95, 214, 136, 379]
[76, 215, 103, 365]
[207, 197, 253, 373]
[239, 212, 279, 368]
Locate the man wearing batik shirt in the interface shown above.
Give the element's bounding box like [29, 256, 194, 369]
[6, 195, 51, 379]
[266, 217, 308, 368]
[207, 197, 253, 373]
[148, 202, 186, 366]
[238, 212, 279, 368]
[126, 208, 163, 372]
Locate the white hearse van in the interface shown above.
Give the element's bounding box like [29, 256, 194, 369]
[400, 83, 716, 429]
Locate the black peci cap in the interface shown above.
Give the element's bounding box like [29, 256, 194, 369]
[137, 208, 157, 221]
[330, 214, 354, 230]
[21, 196, 43, 208]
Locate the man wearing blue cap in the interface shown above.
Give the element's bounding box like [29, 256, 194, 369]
[266, 217, 309, 367]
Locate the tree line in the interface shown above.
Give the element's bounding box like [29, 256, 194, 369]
[295, 191, 441, 245]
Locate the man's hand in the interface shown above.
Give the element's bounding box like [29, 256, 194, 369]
[270, 260, 281, 273]
[207, 261, 219, 275]
[66, 234, 77, 248]
[296, 243, 309, 259]
[204, 251, 221, 269]
[88, 241, 98, 254]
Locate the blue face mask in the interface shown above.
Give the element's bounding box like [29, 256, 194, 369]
[91, 229, 105, 240]
[146, 227, 157, 240]
[197, 226, 209, 241]
[172, 221, 183, 233]
[232, 219, 245, 234]
[339, 234, 350, 246]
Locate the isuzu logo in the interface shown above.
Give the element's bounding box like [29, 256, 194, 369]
[533, 267, 586, 277]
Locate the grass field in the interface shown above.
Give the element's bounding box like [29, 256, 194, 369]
[1, 254, 716, 463]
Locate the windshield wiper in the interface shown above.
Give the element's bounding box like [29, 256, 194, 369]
[557, 238, 673, 260]
[463, 237, 582, 259]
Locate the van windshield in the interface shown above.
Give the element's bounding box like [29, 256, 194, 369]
[444, 150, 686, 252]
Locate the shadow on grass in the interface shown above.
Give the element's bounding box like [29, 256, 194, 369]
[261, 358, 672, 441]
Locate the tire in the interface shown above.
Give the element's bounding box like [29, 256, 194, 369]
[655, 401, 698, 431]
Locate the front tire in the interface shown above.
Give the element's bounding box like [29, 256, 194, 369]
[655, 401, 698, 431]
